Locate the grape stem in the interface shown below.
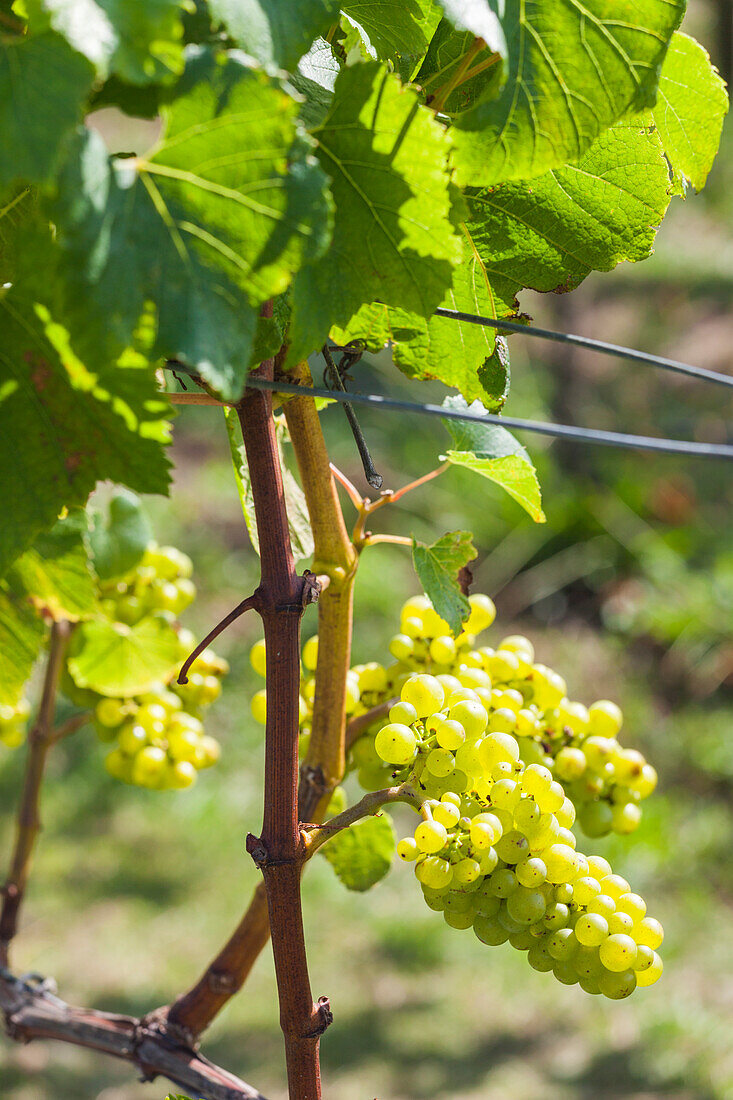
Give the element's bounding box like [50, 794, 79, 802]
[302, 784, 422, 857]
[351, 464, 448, 549]
[427, 38, 486, 113]
[0, 620, 73, 965]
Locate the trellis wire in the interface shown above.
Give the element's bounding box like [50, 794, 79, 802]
[245, 377, 733, 461]
[432, 307, 733, 390]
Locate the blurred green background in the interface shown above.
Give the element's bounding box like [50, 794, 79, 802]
[2, 3, 732, 1097]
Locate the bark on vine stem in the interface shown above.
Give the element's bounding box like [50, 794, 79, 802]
[233, 342, 331, 1098]
[0, 620, 72, 965]
[164, 362, 359, 1042]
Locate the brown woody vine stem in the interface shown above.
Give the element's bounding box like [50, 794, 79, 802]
[164, 363, 358, 1044]
[303, 784, 421, 858]
[1, 620, 72, 965]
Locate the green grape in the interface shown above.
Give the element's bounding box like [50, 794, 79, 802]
[555, 882, 574, 905]
[588, 700, 623, 738]
[250, 639, 267, 677]
[547, 928, 577, 961]
[473, 915, 509, 946]
[465, 593, 496, 634]
[608, 912, 634, 936]
[618, 892, 646, 922]
[478, 733, 520, 771]
[448, 699, 488, 738]
[118, 722, 148, 756]
[425, 747, 455, 777]
[543, 903, 570, 931]
[599, 874, 631, 901]
[506, 888, 546, 926]
[169, 760, 197, 789]
[105, 748, 133, 782]
[554, 746, 587, 780]
[578, 800, 613, 838]
[586, 854, 612, 880]
[495, 830, 530, 865]
[543, 844, 582, 884]
[508, 929, 536, 951]
[611, 801, 642, 833]
[131, 746, 167, 787]
[429, 635, 457, 664]
[598, 968, 637, 1000]
[520, 763, 553, 797]
[436, 719, 465, 751]
[634, 916, 664, 950]
[487, 706, 517, 733]
[573, 876, 601, 905]
[632, 945, 655, 973]
[444, 908, 475, 930]
[553, 961, 580, 986]
[573, 945, 602, 980]
[251, 689, 267, 725]
[415, 855, 453, 889]
[535, 780, 565, 814]
[401, 674, 444, 718]
[599, 934, 637, 972]
[433, 802, 461, 829]
[358, 765, 393, 791]
[95, 698, 129, 728]
[516, 857, 547, 888]
[488, 869, 518, 898]
[198, 736, 221, 768]
[389, 701, 418, 726]
[527, 939, 555, 972]
[630, 764, 658, 798]
[513, 798, 541, 831]
[635, 951, 663, 987]
[414, 820, 448, 854]
[452, 858, 481, 885]
[575, 913, 608, 946]
[375, 723, 417, 766]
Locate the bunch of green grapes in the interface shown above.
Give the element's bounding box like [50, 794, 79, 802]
[350, 594, 657, 838]
[378, 672, 662, 999]
[98, 641, 226, 790]
[98, 544, 197, 625]
[0, 699, 31, 750]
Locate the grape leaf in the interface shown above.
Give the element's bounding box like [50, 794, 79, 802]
[452, 0, 685, 186]
[652, 32, 729, 192]
[416, 20, 505, 114]
[0, 581, 46, 708]
[207, 0, 341, 71]
[9, 510, 96, 621]
[27, 0, 189, 84]
[441, 396, 544, 522]
[330, 218, 514, 410]
[465, 119, 673, 302]
[0, 298, 172, 577]
[322, 812, 396, 891]
[52, 50, 333, 401]
[341, 0, 441, 64]
[224, 410, 314, 564]
[88, 490, 153, 581]
[67, 614, 181, 696]
[0, 31, 93, 188]
[412, 530, 477, 635]
[288, 61, 462, 363]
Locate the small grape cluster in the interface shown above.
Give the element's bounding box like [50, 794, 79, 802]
[382, 672, 662, 999]
[0, 698, 31, 751]
[95, 545, 228, 790]
[98, 646, 225, 790]
[98, 543, 197, 625]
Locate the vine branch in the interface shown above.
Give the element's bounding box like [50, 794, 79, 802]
[1, 621, 72, 965]
[303, 785, 421, 858]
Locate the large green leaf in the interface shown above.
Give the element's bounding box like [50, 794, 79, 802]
[442, 396, 544, 522]
[465, 119, 672, 302]
[10, 510, 97, 621]
[224, 409, 314, 563]
[288, 62, 462, 363]
[88, 490, 153, 581]
[0, 581, 46, 707]
[0, 32, 93, 188]
[52, 50, 333, 401]
[27, 0, 188, 84]
[67, 614, 181, 696]
[412, 530, 476, 635]
[207, 0, 341, 71]
[652, 32, 728, 192]
[0, 297, 172, 577]
[341, 0, 441, 64]
[452, 0, 685, 186]
[331, 217, 514, 410]
[322, 811, 396, 891]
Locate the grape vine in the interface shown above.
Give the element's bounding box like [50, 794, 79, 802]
[0, 1, 728, 1098]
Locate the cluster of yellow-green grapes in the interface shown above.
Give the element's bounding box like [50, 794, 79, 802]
[95, 545, 228, 790]
[249, 592, 663, 997]
[0, 699, 31, 750]
[384, 669, 662, 998]
[98, 543, 197, 625]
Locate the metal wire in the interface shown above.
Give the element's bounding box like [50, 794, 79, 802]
[432, 307, 733, 390]
[246, 377, 733, 460]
